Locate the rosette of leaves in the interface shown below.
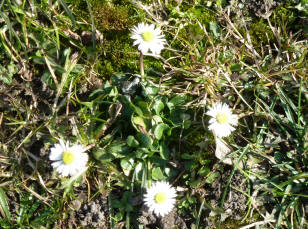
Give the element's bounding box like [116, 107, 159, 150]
[88, 73, 191, 183]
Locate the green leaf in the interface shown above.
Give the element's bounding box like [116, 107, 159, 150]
[120, 158, 134, 176]
[143, 83, 159, 95]
[190, 178, 202, 188]
[134, 162, 144, 181]
[159, 142, 170, 160]
[126, 135, 139, 147]
[135, 148, 149, 159]
[209, 21, 221, 37]
[184, 161, 198, 170]
[79, 101, 94, 109]
[166, 127, 172, 136]
[93, 142, 130, 162]
[164, 167, 177, 178]
[122, 192, 133, 212]
[229, 63, 241, 72]
[0, 62, 18, 85]
[153, 100, 165, 114]
[41, 71, 56, 89]
[181, 153, 196, 160]
[183, 120, 191, 129]
[92, 149, 114, 162]
[107, 143, 130, 157]
[132, 116, 147, 130]
[152, 167, 165, 180]
[136, 133, 153, 148]
[167, 95, 186, 110]
[109, 87, 118, 97]
[198, 166, 210, 176]
[137, 101, 150, 115]
[133, 106, 143, 116]
[152, 115, 163, 124]
[0, 188, 10, 222]
[111, 72, 127, 84]
[89, 89, 105, 100]
[153, 123, 169, 140]
[205, 172, 221, 184]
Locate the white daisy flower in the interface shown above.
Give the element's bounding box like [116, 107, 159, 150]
[131, 22, 166, 55]
[49, 140, 88, 177]
[144, 181, 176, 217]
[206, 102, 238, 138]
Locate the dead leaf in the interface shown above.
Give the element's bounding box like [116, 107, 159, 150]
[214, 135, 232, 165]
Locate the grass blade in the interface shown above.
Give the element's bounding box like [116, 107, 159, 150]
[195, 199, 205, 229]
[57, 0, 76, 26]
[0, 187, 11, 223]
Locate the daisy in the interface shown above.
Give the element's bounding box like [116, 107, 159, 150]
[206, 102, 238, 138]
[144, 181, 176, 217]
[131, 22, 166, 55]
[49, 140, 88, 177]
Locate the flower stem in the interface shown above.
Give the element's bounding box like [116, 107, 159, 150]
[139, 52, 144, 77]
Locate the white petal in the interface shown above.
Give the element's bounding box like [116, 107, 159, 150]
[61, 166, 70, 177]
[56, 164, 65, 174]
[69, 167, 78, 176]
[69, 145, 84, 153]
[49, 150, 62, 161]
[58, 139, 66, 150]
[51, 161, 63, 169]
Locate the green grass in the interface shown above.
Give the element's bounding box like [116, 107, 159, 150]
[0, 0, 307, 228]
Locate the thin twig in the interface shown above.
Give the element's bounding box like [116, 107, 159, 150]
[42, 49, 59, 88]
[222, 71, 253, 110]
[140, 52, 144, 77]
[239, 219, 276, 229]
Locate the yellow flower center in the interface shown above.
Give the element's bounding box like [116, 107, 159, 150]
[216, 113, 229, 124]
[142, 31, 155, 42]
[62, 151, 75, 165]
[154, 192, 167, 204]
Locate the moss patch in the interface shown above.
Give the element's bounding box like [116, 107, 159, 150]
[249, 19, 275, 48]
[92, 3, 131, 32]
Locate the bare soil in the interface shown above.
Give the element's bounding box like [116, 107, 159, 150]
[138, 205, 188, 229]
[68, 194, 109, 229]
